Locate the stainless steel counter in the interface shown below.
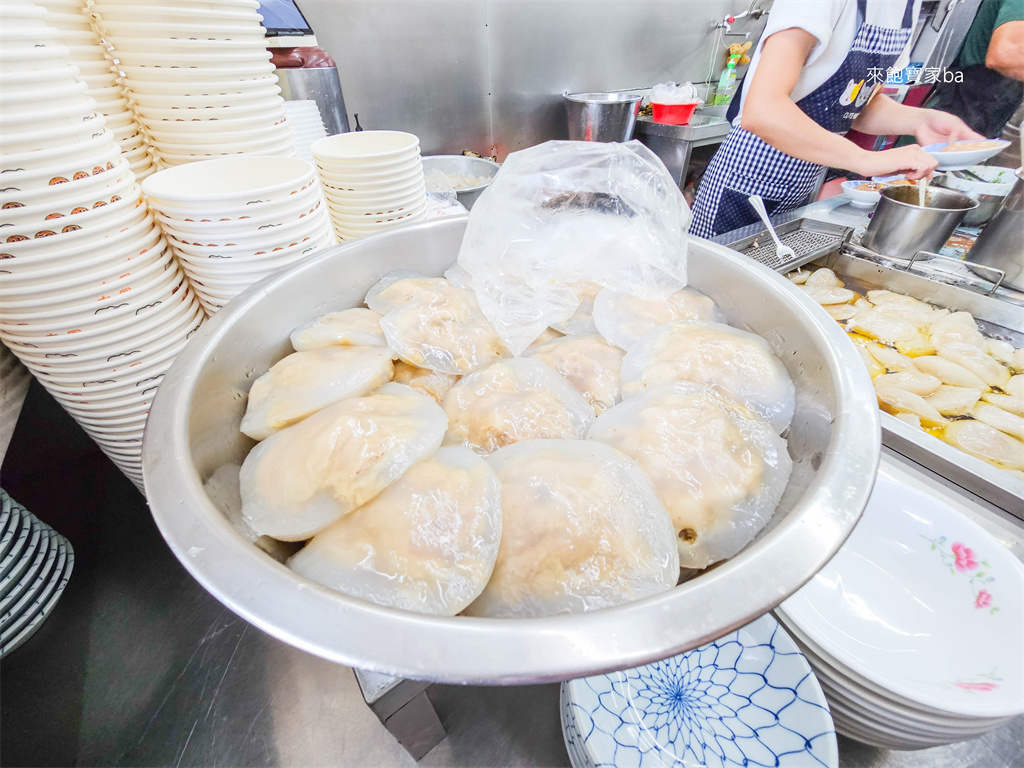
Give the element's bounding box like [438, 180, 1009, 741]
[633, 113, 732, 188]
[1, 382, 1021, 767]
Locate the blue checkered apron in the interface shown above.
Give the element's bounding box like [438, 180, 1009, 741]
[690, 0, 916, 239]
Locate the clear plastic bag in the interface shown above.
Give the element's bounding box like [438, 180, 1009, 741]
[620, 319, 796, 434]
[456, 141, 692, 354]
[441, 357, 595, 455]
[424, 168, 458, 205]
[550, 281, 601, 335]
[290, 307, 387, 351]
[288, 447, 502, 616]
[523, 334, 624, 415]
[240, 383, 448, 541]
[379, 279, 508, 375]
[463, 439, 679, 618]
[587, 382, 792, 569]
[650, 81, 700, 105]
[240, 346, 396, 441]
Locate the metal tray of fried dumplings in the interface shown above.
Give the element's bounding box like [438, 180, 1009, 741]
[809, 250, 1024, 516]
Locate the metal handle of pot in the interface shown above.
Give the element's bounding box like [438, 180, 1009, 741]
[907, 250, 1006, 294]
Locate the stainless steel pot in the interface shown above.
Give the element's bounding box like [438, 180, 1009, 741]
[142, 218, 879, 684]
[421, 155, 500, 211]
[565, 92, 643, 142]
[932, 175, 1012, 226]
[967, 168, 1024, 291]
[862, 186, 978, 259]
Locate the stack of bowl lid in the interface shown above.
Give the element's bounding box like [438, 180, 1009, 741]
[34, 0, 156, 180]
[775, 471, 1024, 750]
[89, 0, 295, 167]
[142, 156, 336, 314]
[0, 490, 74, 659]
[561, 614, 839, 768]
[1, 11, 205, 488]
[311, 130, 428, 241]
[283, 99, 328, 164]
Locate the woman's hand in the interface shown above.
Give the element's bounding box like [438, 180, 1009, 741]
[914, 110, 985, 146]
[853, 144, 939, 181]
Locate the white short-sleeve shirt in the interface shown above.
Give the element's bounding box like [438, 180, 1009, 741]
[734, 0, 921, 122]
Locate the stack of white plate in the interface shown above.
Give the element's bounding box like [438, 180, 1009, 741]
[142, 156, 335, 314]
[32, 0, 157, 180]
[90, 0, 295, 167]
[561, 614, 839, 768]
[0, 490, 74, 658]
[776, 471, 1024, 750]
[312, 131, 428, 241]
[283, 99, 328, 164]
[1, 23, 205, 488]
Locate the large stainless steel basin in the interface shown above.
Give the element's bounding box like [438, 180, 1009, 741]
[143, 217, 880, 684]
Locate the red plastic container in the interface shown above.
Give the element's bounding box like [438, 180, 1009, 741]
[651, 100, 699, 125]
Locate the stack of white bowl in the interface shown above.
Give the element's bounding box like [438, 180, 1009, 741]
[90, 0, 295, 167]
[1, 8, 205, 488]
[312, 131, 428, 241]
[142, 156, 336, 314]
[33, 0, 157, 180]
[775, 471, 1024, 750]
[283, 99, 328, 164]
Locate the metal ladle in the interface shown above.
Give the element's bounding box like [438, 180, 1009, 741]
[748, 195, 796, 261]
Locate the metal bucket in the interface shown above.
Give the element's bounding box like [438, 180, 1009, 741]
[967, 168, 1024, 291]
[862, 186, 978, 259]
[565, 92, 643, 142]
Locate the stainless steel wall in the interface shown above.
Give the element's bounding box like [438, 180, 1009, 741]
[299, 0, 769, 159]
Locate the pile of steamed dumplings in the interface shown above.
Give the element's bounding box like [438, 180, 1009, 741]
[238, 272, 795, 618]
[791, 267, 1024, 476]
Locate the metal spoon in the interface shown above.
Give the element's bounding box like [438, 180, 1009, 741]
[747, 195, 796, 262]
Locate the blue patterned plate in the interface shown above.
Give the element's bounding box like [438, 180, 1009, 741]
[564, 613, 838, 768]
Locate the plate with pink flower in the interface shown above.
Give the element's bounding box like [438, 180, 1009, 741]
[779, 471, 1023, 720]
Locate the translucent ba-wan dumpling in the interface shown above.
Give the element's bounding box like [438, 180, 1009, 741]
[240, 383, 448, 541]
[523, 334, 624, 415]
[290, 308, 387, 351]
[442, 357, 595, 454]
[240, 346, 395, 441]
[463, 439, 679, 618]
[593, 286, 720, 351]
[620, 320, 795, 433]
[287, 447, 502, 615]
[587, 382, 792, 569]
[392, 361, 458, 404]
[380, 279, 508, 375]
[364, 270, 440, 314]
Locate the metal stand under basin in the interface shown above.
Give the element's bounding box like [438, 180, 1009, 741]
[354, 669, 447, 760]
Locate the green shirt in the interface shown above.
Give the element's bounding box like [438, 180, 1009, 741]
[957, 0, 1024, 68]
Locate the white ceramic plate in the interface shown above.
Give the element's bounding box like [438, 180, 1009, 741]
[0, 519, 49, 613]
[775, 608, 1015, 729]
[923, 140, 1011, 171]
[565, 614, 838, 768]
[780, 472, 1024, 719]
[0, 507, 30, 580]
[0, 533, 70, 656]
[560, 682, 595, 768]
